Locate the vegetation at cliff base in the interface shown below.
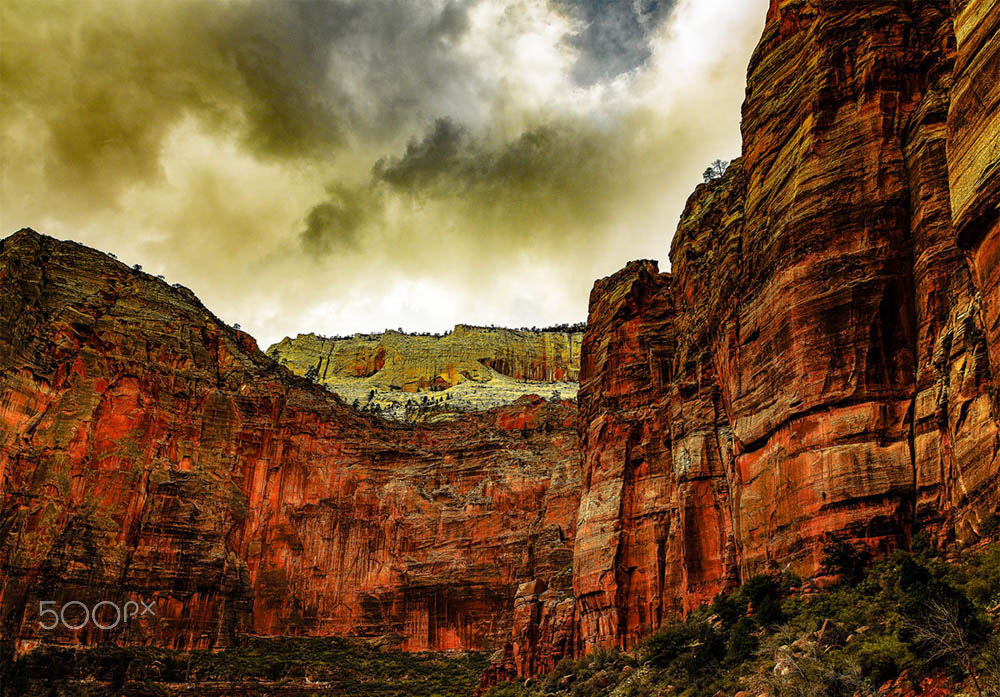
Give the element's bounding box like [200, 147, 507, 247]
[487, 540, 1000, 697]
[4, 636, 489, 697]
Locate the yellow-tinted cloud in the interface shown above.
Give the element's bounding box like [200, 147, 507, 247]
[1, 0, 768, 347]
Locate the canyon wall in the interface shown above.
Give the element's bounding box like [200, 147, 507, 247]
[267, 327, 583, 421]
[0, 229, 580, 659]
[573, 259, 739, 653]
[552, 0, 1000, 669]
[950, 0, 1000, 392]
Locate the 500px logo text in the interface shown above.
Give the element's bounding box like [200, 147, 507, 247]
[38, 600, 156, 630]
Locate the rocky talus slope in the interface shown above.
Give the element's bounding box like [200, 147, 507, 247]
[0, 229, 580, 660]
[501, 0, 1000, 678]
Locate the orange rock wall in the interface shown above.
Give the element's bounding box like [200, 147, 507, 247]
[950, 0, 1000, 390]
[0, 230, 580, 657]
[726, 0, 1000, 570]
[560, 0, 1000, 667]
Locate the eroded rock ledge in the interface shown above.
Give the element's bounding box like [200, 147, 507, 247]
[266, 326, 583, 420]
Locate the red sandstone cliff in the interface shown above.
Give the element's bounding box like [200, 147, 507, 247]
[0, 229, 580, 657]
[951, 0, 1000, 395]
[505, 0, 1000, 675]
[574, 259, 741, 653]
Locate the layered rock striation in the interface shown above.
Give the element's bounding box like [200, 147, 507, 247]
[0, 229, 580, 660]
[548, 0, 1000, 670]
[950, 0, 1000, 393]
[268, 327, 582, 388]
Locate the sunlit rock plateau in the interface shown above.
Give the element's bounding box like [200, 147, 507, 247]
[266, 326, 582, 421]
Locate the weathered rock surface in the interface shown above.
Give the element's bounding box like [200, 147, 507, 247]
[521, 0, 1000, 673]
[266, 326, 582, 418]
[950, 0, 1000, 393]
[267, 328, 582, 421]
[724, 0, 1000, 569]
[0, 229, 580, 659]
[268, 327, 582, 387]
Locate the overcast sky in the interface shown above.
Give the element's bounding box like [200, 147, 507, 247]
[2, 0, 767, 348]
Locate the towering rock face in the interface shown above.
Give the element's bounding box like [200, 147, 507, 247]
[574, 260, 738, 651]
[573, 261, 677, 652]
[571, 257, 741, 656]
[950, 0, 1000, 393]
[724, 0, 997, 568]
[0, 229, 580, 657]
[506, 257, 743, 672]
[567, 0, 1000, 663]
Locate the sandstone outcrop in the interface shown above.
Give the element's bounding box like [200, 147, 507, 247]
[545, 0, 1000, 671]
[269, 326, 579, 390]
[950, 0, 1000, 394]
[729, 0, 999, 565]
[267, 328, 582, 420]
[0, 229, 580, 659]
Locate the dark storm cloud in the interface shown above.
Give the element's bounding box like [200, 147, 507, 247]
[299, 185, 377, 254]
[555, 0, 676, 84]
[0, 0, 476, 202]
[373, 119, 471, 194]
[373, 119, 612, 206]
[221, 1, 360, 159]
[374, 117, 627, 215]
[301, 116, 636, 255]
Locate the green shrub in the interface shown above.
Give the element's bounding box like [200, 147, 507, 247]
[821, 539, 872, 585]
[726, 617, 758, 662]
[647, 621, 697, 668]
[856, 635, 910, 684]
[741, 574, 785, 625]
